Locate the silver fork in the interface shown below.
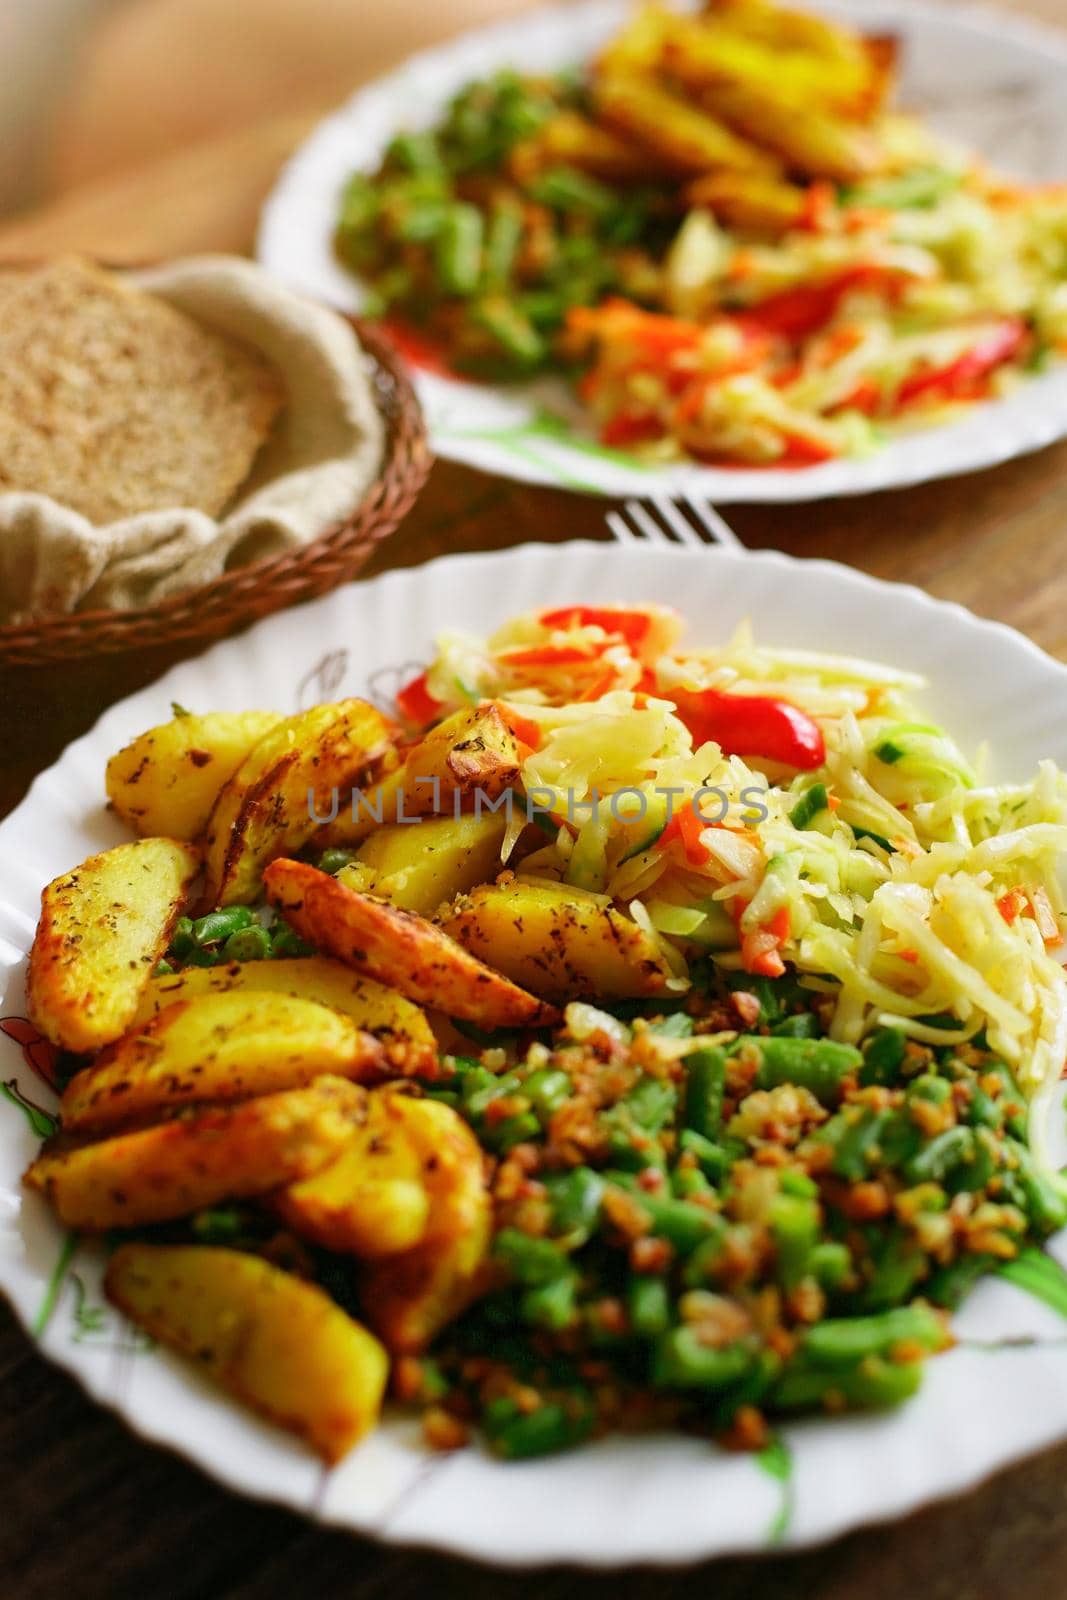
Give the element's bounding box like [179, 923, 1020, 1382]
[606, 495, 743, 550]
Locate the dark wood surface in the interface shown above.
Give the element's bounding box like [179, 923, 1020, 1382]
[6, 446, 1067, 1595]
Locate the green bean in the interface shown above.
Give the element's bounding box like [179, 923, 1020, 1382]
[318, 847, 358, 875]
[168, 916, 196, 958]
[652, 1329, 754, 1390]
[522, 1272, 578, 1331]
[483, 202, 524, 287]
[494, 1228, 568, 1287]
[485, 1397, 594, 1460]
[827, 1108, 890, 1182]
[672, 1166, 714, 1202]
[623, 1076, 677, 1132]
[678, 1129, 730, 1183]
[859, 1025, 907, 1087]
[387, 130, 443, 176]
[771, 1354, 924, 1412]
[607, 1176, 719, 1254]
[779, 1169, 818, 1199]
[770, 1194, 819, 1288]
[789, 783, 829, 831]
[190, 1206, 249, 1244]
[222, 925, 272, 963]
[925, 1252, 995, 1309]
[964, 1081, 1004, 1131]
[337, 174, 380, 232]
[771, 1013, 820, 1039]
[522, 1068, 572, 1124]
[681, 1230, 728, 1287]
[904, 1125, 974, 1185]
[809, 1241, 853, 1290]
[755, 1036, 861, 1105]
[527, 165, 616, 216]
[435, 203, 484, 295]
[193, 906, 255, 948]
[545, 1168, 603, 1244]
[907, 1073, 952, 1105]
[983, 1062, 1028, 1141]
[471, 298, 546, 367]
[684, 1046, 726, 1139]
[485, 1111, 542, 1153]
[269, 921, 313, 959]
[861, 1233, 927, 1309]
[628, 1275, 671, 1338]
[1004, 1139, 1067, 1233]
[802, 1304, 944, 1367]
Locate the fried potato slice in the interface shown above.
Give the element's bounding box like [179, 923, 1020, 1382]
[682, 172, 806, 234]
[276, 1087, 433, 1258]
[60, 992, 384, 1135]
[25, 1076, 365, 1229]
[131, 956, 439, 1076]
[697, 79, 883, 183]
[593, 72, 780, 176]
[440, 878, 677, 1002]
[341, 812, 508, 918]
[202, 698, 398, 906]
[264, 859, 560, 1028]
[27, 837, 200, 1053]
[105, 1245, 388, 1461]
[359, 1096, 492, 1352]
[510, 110, 665, 185]
[106, 710, 283, 840]
[664, 16, 887, 120]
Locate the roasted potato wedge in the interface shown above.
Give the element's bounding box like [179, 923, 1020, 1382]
[593, 72, 779, 176]
[61, 992, 383, 1135]
[106, 710, 283, 840]
[682, 172, 806, 234]
[664, 17, 886, 120]
[440, 878, 677, 1001]
[105, 1245, 388, 1461]
[510, 110, 664, 185]
[697, 80, 883, 183]
[202, 698, 398, 906]
[405, 702, 523, 808]
[131, 955, 439, 1076]
[276, 1087, 433, 1257]
[359, 1095, 492, 1352]
[264, 860, 560, 1028]
[27, 837, 200, 1053]
[341, 812, 508, 917]
[25, 1076, 365, 1229]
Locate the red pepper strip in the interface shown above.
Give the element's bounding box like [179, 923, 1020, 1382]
[600, 412, 664, 448]
[669, 686, 826, 770]
[896, 320, 1027, 408]
[799, 181, 836, 233]
[382, 319, 457, 380]
[780, 429, 837, 466]
[576, 667, 619, 702]
[540, 606, 655, 652]
[569, 299, 705, 358]
[741, 906, 790, 978]
[737, 266, 892, 342]
[498, 644, 596, 668]
[997, 888, 1028, 925]
[395, 669, 442, 726]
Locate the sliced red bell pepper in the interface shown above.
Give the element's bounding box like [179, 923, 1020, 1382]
[395, 669, 443, 726]
[540, 606, 655, 652]
[668, 686, 825, 770]
[737, 266, 892, 342]
[780, 429, 837, 466]
[600, 412, 664, 448]
[498, 644, 596, 668]
[896, 320, 1027, 409]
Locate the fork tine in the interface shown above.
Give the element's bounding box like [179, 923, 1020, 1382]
[623, 500, 672, 542]
[682, 495, 744, 550]
[606, 509, 644, 542]
[650, 496, 706, 548]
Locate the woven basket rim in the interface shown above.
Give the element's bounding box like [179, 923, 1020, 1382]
[0, 275, 431, 666]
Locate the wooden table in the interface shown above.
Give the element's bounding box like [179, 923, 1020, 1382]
[6, 2, 1067, 1592]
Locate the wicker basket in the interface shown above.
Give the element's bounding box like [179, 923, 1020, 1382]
[0, 317, 432, 667]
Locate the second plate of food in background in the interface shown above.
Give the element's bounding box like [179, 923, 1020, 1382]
[258, 0, 1067, 500]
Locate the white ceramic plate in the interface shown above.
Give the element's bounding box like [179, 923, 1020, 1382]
[4, 541, 1067, 1566]
[258, 0, 1067, 502]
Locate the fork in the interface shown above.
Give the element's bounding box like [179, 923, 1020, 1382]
[605, 495, 743, 550]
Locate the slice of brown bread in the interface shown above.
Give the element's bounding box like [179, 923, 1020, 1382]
[0, 258, 285, 524]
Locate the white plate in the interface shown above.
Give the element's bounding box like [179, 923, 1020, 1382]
[258, 0, 1067, 502]
[4, 540, 1067, 1566]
